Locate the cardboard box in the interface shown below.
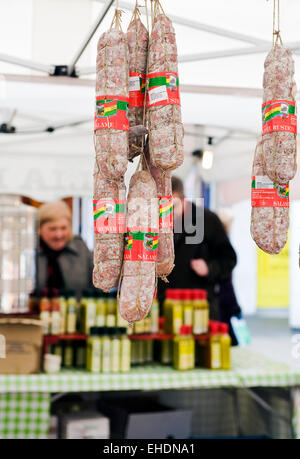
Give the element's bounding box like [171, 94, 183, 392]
[0, 318, 43, 374]
[98, 396, 192, 439]
[58, 411, 110, 439]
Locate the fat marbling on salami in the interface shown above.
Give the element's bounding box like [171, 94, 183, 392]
[147, 13, 184, 171]
[119, 171, 159, 323]
[95, 27, 129, 180]
[93, 16, 129, 292]
[146, 149, 174, 279]
[262, 44, 297, 184]
[251, 137, 289, 255]
[93, 172, 126, 292]
[127, 10, 148, 160]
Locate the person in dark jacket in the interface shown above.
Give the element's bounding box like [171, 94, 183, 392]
[36, 200, 93, 299]
[158, 176, 237, 327]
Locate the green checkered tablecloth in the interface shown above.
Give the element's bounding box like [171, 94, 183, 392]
[0, 393, 50, 439]
[1, 348, 299, 394]
[0, 348, 300, 439]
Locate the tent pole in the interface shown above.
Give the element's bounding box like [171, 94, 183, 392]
[68, 0, 115, 76]
[0, 52, 52, 74]
[179, 41, 300, 63]
[95, 0, 268, 46]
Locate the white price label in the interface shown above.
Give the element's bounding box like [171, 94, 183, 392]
[129, 76, 140, 92]
[255, 175, 274, 189]
[148, 85, 168, 105]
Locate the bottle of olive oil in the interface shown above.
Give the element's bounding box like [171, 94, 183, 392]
[110, 327, 120, 373]
[86, 327, 101, 373]
[119, 327, 131, 372]
[96, 291, 107, 327]
[66, 289, 77, 334]
[101, 327, 111, 373]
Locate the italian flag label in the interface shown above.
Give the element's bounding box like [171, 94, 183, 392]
[147, 72, 180, 107]
[262, 100, 297, 135]
[95, 95, 129, 131]
[251, 176, 289, 208]
[129, 72, 146, 107]
[159, 196, 173, 229]
[124, 231, 159, 262]
[93, 199, 126, 233]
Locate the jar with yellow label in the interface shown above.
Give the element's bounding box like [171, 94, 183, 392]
[164, 290, 183, 335]
[181, 290, 193, 327]
[220, 323, 231, 370]
[208, 322, 222, 369]
[192, 289, 209, 335]
[173, 325, 195, 371]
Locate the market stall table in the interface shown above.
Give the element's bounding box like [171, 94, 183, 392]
[0, 348, 300, 439]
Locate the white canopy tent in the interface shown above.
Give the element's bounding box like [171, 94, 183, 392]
[1, 0, 300, 200]
[1, 0, 300, 323]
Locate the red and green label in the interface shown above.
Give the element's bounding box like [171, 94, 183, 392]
[95, 95, 129, 131]
[124, 231, 159, 261]
[251, 176, 289, 208]
[159, 196, 173, 229]
[262, 100, 297, 135]
[146, 72, 180, 107]
[129, 72, 146, 107]
[93, 199, 125, 233]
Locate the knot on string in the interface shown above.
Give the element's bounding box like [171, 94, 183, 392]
[110, 8, 125, 31]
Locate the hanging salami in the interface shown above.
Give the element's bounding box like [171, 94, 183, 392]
[93, 10, 129, 291]
[250, 138, 289, 254]
[147, 5, 184, 171]
[118, 171, 159, 323]
[127, 7, 148, 160]
[261, 41, 297, 184]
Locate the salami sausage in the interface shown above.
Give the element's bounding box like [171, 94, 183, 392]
[119, 171, 158, 323]
[93, 22, 128, 292]
[262, 44, 297, 184]
[93, 172, 125, 292]
[95, 28, 129, 180]
[127, 13, 148, 160]
[146, 150, 174, 279]
[250, 138, 289, 254]
[147, 14, 184, 170]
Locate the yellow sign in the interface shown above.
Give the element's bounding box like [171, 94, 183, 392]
[257, 237, 289, 308]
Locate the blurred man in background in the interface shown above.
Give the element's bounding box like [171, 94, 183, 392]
[158, 176, 239, 343]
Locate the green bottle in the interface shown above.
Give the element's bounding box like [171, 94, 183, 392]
[81, 289, 97, 335]
[86, 327, 101, 373]
[64, 340, 74, 368]
[119, 327, 131, 372]
[110, 327, 120, 373]
[101, 327, 111, 373]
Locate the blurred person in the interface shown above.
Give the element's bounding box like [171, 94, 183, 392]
[217, 208, 242, 346]
[37, 200, 93, 298]
[158, 176, 237, 324]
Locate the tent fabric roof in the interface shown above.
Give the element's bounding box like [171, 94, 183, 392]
[1, 0, 300, 199]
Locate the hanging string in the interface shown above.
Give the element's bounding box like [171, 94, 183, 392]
[145, 0, 150, 35]
[272, 0, 282, 46]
